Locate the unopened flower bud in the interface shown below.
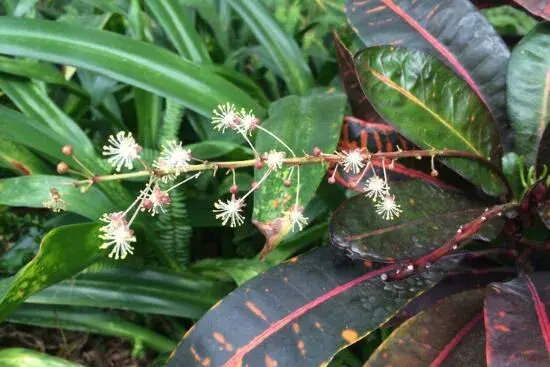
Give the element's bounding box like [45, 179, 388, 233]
[431, 169, 439, 177]
[56, 162, 69, 174]
[230, 184, 239, 194]
[328, 177, 336, 184]
[283, 179, 292, 187]
[142, 199, 152, 210]
[62, 145, 74, 156]
[255, 159, 264, 169]
[313, 147, 322, 156]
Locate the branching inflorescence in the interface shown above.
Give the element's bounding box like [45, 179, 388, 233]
[44, 103, 511, 260]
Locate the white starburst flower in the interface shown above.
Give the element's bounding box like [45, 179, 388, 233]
[375, 195, 403, 221]
[154, 140, 192, 181]
[264, 150, 285, 171]
[103, 131, 141, 172]
[340, 149, 365, 174]
[213, 195, 245, 227]
[364, 175, 390, 202]
[99, 212, 136, 260]
[42, 188, 66, 212]
[212, 103, 239, 133]
[142, 185, 171, 216]
[238, 109, 258, 135]
[285, 205, 309, 232]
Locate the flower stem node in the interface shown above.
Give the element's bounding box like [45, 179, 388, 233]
[264, 150, 286, 171]
[103, 131, 141, 172]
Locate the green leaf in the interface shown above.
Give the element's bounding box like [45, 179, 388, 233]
[8, 304, 177, 353]
[330, 180, 503, 263]
[228, 0, 312, 95]
[146, 0, 211, 62]
[508, 22, 550, 166]
[0, 175, 116, 219]
[190, 258, 270, 286]
[188, 140, 252, 160]
[252, 91, 345, 246]
[0, 348, 82, 367]
[135, 87, 162, 149]
[0, 77, 96, 163]
[482, 5, 538, 37]
[0, 17, 265, 118]
[169, 246, 459, 366]
[0, 139, 51, 175]
[356, 46, 504, 196]
[0, 55, 67, 85]
[21, 267, 232, 319]
[365, 290, 485, 366]
[0, 223, 103, 322]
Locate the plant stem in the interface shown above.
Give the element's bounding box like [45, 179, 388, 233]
[82, 149, 512, 198]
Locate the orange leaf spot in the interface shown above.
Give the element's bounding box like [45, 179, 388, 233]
[297, 340, 306, 356]
[498, 311, 506, 318]
[494, 323, 511, 332]
[245, 301, 268, 322]
[341, 329, 359, 343]
[292, 323, 300, 334]
[265, 354, 278, 367]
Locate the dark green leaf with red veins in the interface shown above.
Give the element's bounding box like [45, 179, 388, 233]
[508, 23, 550, 166]
[332, 116, 476, 192]
[356, 46, 505, 196]
[512, 0, 550, 20]
[485, 272, 550, 366]
[334, 34, 385, 124]
[366, 290, 486, 367]
[346, 0, 511, 147]
[330, 180, 503, 263]
[168, 246, 459, 367]
[252, 91, 345, 257]
[388, 258, 517, 327]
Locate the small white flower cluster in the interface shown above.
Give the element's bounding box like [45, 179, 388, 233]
[332, 148, 403, 221]
[210, 103, 308, 232]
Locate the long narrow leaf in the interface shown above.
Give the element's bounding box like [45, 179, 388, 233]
[0, 17, 264, 118]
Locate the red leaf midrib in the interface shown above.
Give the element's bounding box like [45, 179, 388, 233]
[525, 275, 550, 356]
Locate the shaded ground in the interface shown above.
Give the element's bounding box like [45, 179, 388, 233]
[0, 324, 155, 366]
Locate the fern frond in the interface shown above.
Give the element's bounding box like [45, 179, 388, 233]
[154, 187, 192, 269]
[159, 99, 185, 143]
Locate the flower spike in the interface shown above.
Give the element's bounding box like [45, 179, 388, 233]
[375, 195, 403, 220]
[264, 150, 286, 171]
[99, 212, 136, 260]
[340, 148, 365, 174]
[212, 103, 239, 133]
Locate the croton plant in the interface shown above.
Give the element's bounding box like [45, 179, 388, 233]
[169, 1, 550, 366]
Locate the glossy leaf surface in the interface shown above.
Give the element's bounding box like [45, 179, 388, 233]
[0, 17, 264, 118]
[485, 272, 550, 366]
[508, 23, 550, 166]
[347, 0, 511, 146]
[169, 246, 457, 366]
[366, 290, 486, 366]
[330, 180, 503, 263]
[0, 223, 103, 322]
[357, 46, 504, 195]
